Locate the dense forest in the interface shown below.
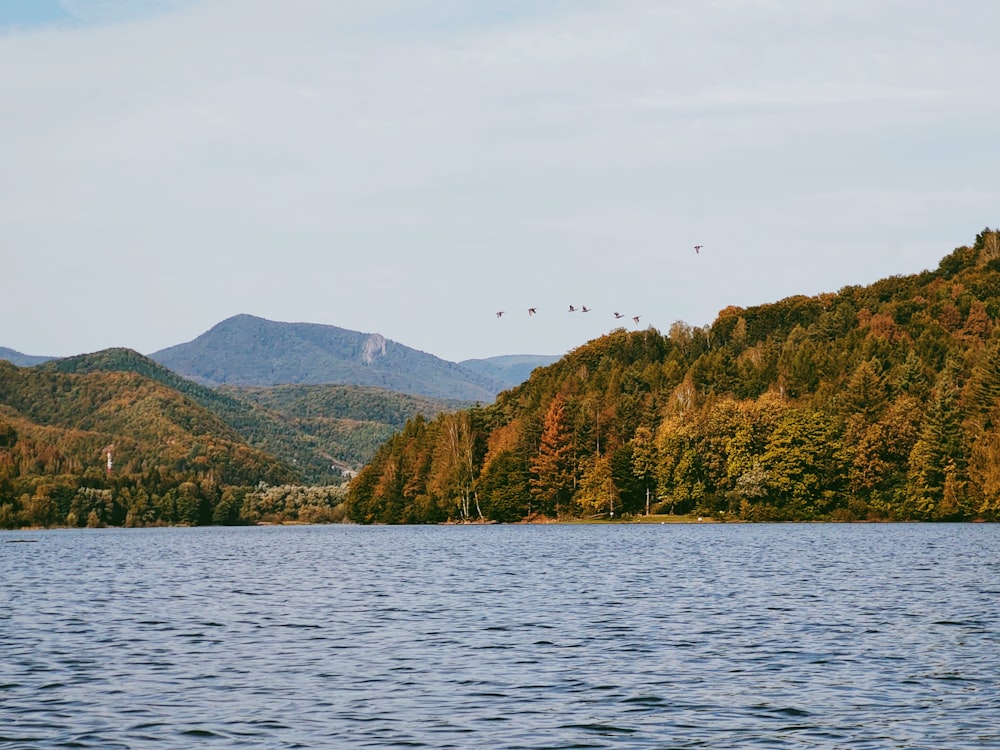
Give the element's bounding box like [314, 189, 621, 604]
[347, 229, 1000, 523]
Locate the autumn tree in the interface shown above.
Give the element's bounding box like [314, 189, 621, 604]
[430, 411, 482, 520]
[758, 408, 845, 519]
[840, 359, 889, 421]
[574, 455, 619, 517]
[629, 425, 657, 514]
[530, 394, 575, 517]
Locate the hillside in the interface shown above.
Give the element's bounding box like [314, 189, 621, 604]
[347, 229, 1000, 524]
[36, 348, 345, 482]
[221, 383, 468, 470]
[150, 314, 509, 401]
[35, 348, 458, 480]
[0, 359, 299, 528]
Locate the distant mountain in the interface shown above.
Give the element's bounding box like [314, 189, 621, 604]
[150, 314, 508, 402]
[459, 355, 560, 390]
[0, 347, 56, 367]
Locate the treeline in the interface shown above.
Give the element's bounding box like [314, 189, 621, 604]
[346, 229, 1000, 523]
[0, 463, 345, 529]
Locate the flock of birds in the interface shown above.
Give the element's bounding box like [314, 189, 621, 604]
[494, 245, 703, 324]
[496, 306, 642, 325]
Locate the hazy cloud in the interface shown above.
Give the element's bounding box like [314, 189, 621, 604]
[2, 0, 998, 361]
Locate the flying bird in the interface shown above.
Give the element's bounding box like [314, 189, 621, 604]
[614, 312, 624, 319]
[581, 306, 591, 313]
[496, 311, 504, 318]
[694, 245, 703, 254]
[633, 315, 641, 325]
[568, 305, 576, 312]
[528, 307, 537, 316]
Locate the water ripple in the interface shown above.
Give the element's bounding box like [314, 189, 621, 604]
[2, 523, 998, 748]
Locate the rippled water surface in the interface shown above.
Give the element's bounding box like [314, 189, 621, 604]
[2, 523, 999, 748]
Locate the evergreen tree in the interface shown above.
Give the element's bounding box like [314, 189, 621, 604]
[906, 374, 968, 519]
[841, 359, 889, 421]
[476, 450, 530, 522]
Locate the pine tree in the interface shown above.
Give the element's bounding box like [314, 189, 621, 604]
[906, 374, 968, 519]
[841, 359, 888, 421]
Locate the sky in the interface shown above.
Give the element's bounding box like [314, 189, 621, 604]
[2, 0, 998, 363]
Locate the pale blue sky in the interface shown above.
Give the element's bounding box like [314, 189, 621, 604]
[0, 0, 71, 26]
[2, 0, 998, 362]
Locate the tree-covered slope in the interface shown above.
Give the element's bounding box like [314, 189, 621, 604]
[221, 383, 468, 470]
[0, 360, 299, 528]
[149, 314, 508, 401]
[37, 348, 470, 480]
[37, 348, 347, 483]
[347, 229, 1000, 524]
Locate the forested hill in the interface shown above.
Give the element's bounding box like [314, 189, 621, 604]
[149, 314, 508, 401]
[220, 383, 468, 470]
[37, 348, 464, 481]
[347, 229, 1000, 524]
[0, 359, 299, 527]
[37, 348, 341, 483]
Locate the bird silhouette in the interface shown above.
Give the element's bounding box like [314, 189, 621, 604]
[633, 315, 641, 325]
[581, 306, 591, 313]
[568, 305, 576, 312]
[694, 245, 703, 254]
[528, 307, 537, 316]
[496, 311, 504, 318]
[613, 312, 624, 319]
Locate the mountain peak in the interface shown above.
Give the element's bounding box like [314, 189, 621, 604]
[149, 315, 508, 401]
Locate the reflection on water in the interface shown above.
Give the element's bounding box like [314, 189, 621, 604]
[2, 523, 998, 748]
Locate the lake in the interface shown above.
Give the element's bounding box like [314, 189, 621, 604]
[2, 523, 998, 748]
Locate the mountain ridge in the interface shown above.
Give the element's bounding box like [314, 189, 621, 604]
[149, 314, 519, 401]
[0, 347, 56, 367]
[459, 354, 561, 389]
[2, 317, 559, 400]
